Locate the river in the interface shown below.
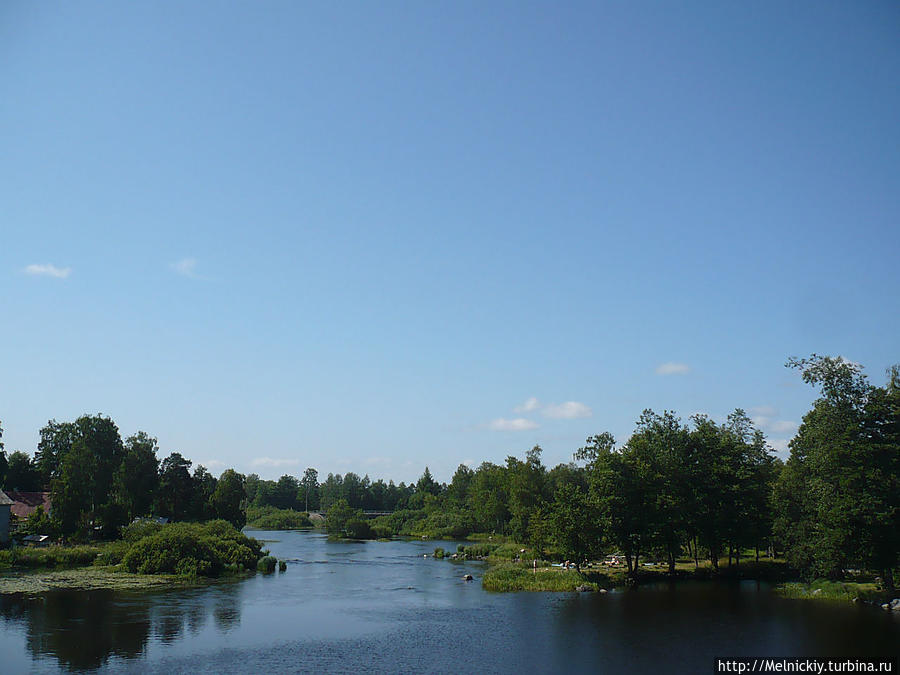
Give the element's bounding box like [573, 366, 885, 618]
[1, 530, 897, 673]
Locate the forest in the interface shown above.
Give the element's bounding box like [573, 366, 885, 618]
[1, 355, 897, 589]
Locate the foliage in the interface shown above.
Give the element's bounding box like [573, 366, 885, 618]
[0, 545, 102, 569]
[209, 469, 247, 528]
[122, 521, 263, 578]
[257, 555, 277, 573]
[245, 505, 313, 529]
[433, 547, 445, 559]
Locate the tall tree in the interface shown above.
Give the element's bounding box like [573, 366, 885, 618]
[156, 452, 194, 521]
[113, 432, 160, 521]
[210, 469, 247, 528]
[300, 467, 319, 511]
[5, 451, 40, 491]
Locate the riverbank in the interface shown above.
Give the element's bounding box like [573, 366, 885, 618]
[0, 566, 190, 594]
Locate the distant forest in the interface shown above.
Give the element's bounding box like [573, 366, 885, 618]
[1, 355, 897, 588]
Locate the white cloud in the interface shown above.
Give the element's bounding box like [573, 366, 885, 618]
[251, 457, 300, 468]
[750, 405, 778, 418]
[487, 418, 539, 431]
[203, 459, 227, 470]
[770, 420, 799, 435]
[542, 401, 593, 419]
[24, 263, 71, 279]
[656, 362, 690, 376]
[462, 458, 475, 467]
[171, 257, 199, 278]
[514, 397, 541, 413]
[768, 438, 791, 457]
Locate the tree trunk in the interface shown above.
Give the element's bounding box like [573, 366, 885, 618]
[727, 545, 733, 568]
[668, 551, 676, 575]
[710, 545, 719, 572]
[625, 552, 633, 575]
[735, 547, 740, 568]
[755, 545, 759, 563]
[693, 537, 699, 569]
[883, 568, 895, 591]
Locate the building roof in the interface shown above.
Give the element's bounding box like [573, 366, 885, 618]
[0, 491, 13, 506]
[4, 491, 52, 519]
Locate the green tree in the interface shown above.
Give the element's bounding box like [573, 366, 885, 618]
[35, 420, 77, 485]
[775, 356, 900, 588]
[325, 498, 359, 536]
[550, 483, 600, 572]
[210, 469, 247, 528]
[156, 452, 194, 521]
[114, 432, 160, 521]
[5, 451, 41, 491]
[300, 467, 319, 511]
[416, 467, 440, 496]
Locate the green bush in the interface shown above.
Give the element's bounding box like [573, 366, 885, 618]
[278, 560, 287, 572]
[122, 521, 263, 578]
[344, 518, 373, 539]
[483, 563, 598, 592]
[245, 506, 313, 530]
[93, 540, 132, 566]
[257, 556, 277, 573]
[122, 520, 164, 543]
[0, 545, 102, 569]
[433, 547, 445, 559]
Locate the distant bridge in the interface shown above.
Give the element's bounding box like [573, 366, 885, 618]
[308, 510, 394, 520]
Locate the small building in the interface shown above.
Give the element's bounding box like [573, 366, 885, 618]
[0, 491, 13, 545]
[5, 491, 52, 522]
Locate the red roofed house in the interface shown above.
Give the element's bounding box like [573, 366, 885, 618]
[5, 490, 52, 524]
[0, 491, 12, 544]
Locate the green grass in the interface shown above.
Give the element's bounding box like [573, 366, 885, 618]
[0, 544, 105, 570]
[482, 563, 604, 592]
[775, 579, 887, 604]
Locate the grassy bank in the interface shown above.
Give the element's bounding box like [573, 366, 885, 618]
[774, 579, 891, 604]
[0, 520, 269, 593]
[482, 563, 606, 592]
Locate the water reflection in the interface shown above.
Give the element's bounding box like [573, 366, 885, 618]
[0, 582, 243, 671]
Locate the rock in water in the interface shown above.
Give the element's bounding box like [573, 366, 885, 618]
[462, 574, 473, 581]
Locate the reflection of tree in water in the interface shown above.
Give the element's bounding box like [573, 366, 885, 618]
[0, 583, 243, 671]
[0, 590, 150, 670]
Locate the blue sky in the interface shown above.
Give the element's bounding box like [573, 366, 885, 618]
[2, 1, 898, 483]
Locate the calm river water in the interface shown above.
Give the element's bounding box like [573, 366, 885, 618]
[1, 530, 897, 673]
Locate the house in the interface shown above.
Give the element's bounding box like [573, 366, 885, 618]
[5, 491, 52, 522]
[0, 491, 13, 545]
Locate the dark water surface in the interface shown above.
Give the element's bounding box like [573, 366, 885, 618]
[1, 531, 897, 673]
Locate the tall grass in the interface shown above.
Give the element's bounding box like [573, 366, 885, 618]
[483, 563, 600, 592]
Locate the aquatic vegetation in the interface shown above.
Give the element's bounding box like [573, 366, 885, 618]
[482, 563, 600, 592]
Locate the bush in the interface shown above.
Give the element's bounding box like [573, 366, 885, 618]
[93, 540, 132, 566]
[0, 545, 102, 569]
[278, 560, 287, 572]
[245, 506, 313, 530]
[122, 520, 164, 543]
[122, 521, 263, 578]
[483, 563, 598, 592]
[257, 556, 277, 573]
[433, 547, 445, 559]
[344, 518, 373, 539]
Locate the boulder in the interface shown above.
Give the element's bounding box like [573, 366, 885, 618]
[575, 584, 593, 593]
[598, 588, 608, 594]
[462, 574, 473, 581]
[890, 598, 900, 611]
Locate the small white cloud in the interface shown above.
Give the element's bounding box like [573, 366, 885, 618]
[513, 397, 541, 413]
[770, 420, 799, 435]
[542, 401, 593, 419]
[251, 457, 300, 468]
[656, 362, 690, 376]
[768, 438, 791, 457]
[750, 405, 778, 418]
[171, 257, 199, 278]
[24, 263, 71, 279]
[462, 458, 475, 467]
[203, 459, 227, 470]
[487, 418, 539, 431]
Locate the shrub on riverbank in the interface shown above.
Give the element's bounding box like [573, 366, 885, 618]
[776, 579, 886, 603]
[245, 506, 313, 530]
[257, 555, 277, 573]
[122, 520, 263, 578]
[0, 545, 103, 570]
[483, 563, 600, 592]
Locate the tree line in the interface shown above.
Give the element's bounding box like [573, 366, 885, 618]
[1, 355, 896, 588]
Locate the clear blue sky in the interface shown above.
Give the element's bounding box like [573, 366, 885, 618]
[2, 1, 898, 483]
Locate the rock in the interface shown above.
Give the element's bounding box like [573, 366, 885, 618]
[812, 588, 822, 595]
[890, 598, 900, 610]
[462, 574, 473, 581]
[575, 584, 593, 593]
[598, 588, 608, 594]
[881, 603, 891, 611]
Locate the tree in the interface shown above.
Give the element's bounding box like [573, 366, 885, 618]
[300, 468, 319, 511]
[113, 432, 159, 521]
[0, 420, 6, 488]
[190, 466, 217, 520]
[5, 451, 41, 491]
[156, 452, 194, 521]
[35, 420, 77, 485]
[776, 356, 900, 588]
[210, 469, 247, 528]
[325, 498, 359, 536]
[550, 483, 600, 572]
[416, 467, 440, 496]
